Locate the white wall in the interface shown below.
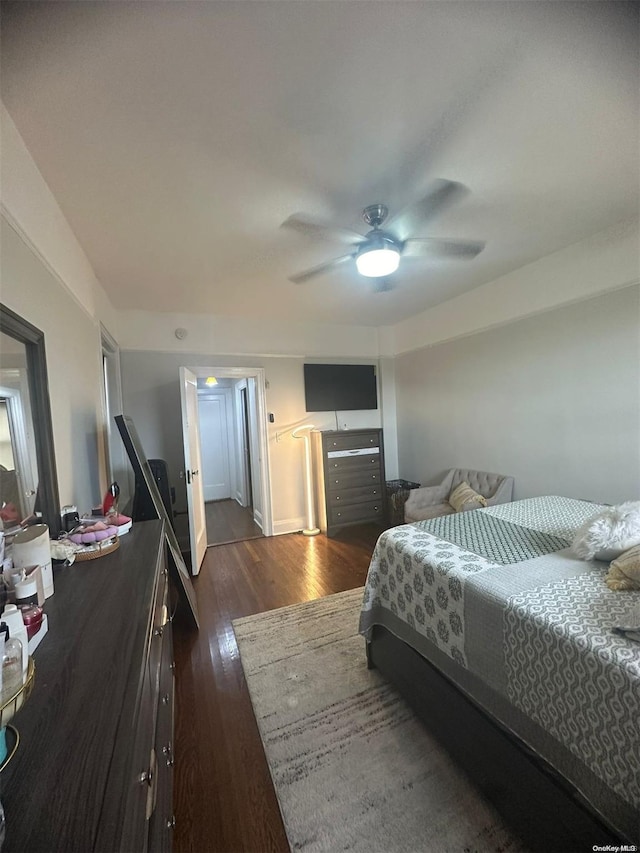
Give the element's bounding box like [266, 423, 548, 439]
[391, 217, 639, 355]
[395, 285, 640, 504]
[1, 218, 105, 510]
[1, 100, 123, 511]
[117, 309, 383, 359]
[1, 104, 119, 340]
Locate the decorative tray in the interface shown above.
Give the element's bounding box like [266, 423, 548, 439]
[74, 535, 120, 562]
[0, 656, 35, 731]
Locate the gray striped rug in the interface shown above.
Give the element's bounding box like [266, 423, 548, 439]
[233, 588, 525, 853]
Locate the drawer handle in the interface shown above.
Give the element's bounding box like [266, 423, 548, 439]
[336, 496, 340, 500]
[138, 767, 153, 786]
[374, 506, 379, 511]
[372, 490, 378, 495]
[336, 512, 342, 517]
[335, 479, 339, 484]
[167, 816, 176, 831]
[154, 626, 164, 638]
[163, 744, 174, 767]
[162, 692, 171, 705]
[170, 661, 176, 673]
[370, 459, 376, 463]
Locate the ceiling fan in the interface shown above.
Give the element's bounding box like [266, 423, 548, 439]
[282, 179, 485, 291]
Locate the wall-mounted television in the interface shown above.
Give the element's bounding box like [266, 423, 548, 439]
[304, 363, 377, 412]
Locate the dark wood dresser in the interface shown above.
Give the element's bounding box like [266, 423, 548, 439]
[312, 429, 386, 537]
[1, 520, 175, 852]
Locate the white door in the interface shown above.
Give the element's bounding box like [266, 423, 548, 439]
[199, 395, 231, 501]
[179, 367, 207, 575]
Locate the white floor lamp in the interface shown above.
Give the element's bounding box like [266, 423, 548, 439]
[292, 424, 320, 536]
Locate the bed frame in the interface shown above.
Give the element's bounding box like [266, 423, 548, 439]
[366, 625, 630, 853]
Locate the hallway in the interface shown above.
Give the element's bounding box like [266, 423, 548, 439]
[205, 498, 263, 547]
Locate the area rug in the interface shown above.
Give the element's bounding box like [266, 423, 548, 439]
[233, 588, 525, 853]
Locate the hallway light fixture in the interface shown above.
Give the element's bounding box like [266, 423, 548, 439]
[205, 376, 218, 387]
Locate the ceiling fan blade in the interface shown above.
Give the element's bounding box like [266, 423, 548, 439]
[387, 180, 470, 241]
[281, 214, 364, 246]
[289, 253, 355, 284]
[402, 237, 485, 259]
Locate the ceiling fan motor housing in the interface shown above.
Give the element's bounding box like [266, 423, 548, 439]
[362, 203, 389, 229]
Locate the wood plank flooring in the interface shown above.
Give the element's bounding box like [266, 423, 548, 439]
[172, 524, 382, 853]
[205, 499, 264, 547]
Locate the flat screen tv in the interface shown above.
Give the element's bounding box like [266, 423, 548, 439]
[304, 363, 377, 412]
[115, 414, 199, 629]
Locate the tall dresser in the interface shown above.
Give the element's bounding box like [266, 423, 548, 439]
[1, 520, 176, 852]
[312, 429, 386, 537]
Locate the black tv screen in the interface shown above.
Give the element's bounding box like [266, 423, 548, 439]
[304, 364, 377, 412]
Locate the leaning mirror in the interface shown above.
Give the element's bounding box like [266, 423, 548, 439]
[0, 304, 61, 537]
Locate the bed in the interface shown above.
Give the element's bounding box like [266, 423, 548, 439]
[358, 496, 640, 851]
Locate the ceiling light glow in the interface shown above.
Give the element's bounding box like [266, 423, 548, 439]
[205, 376, 218, 386]
[356, 247, 400, 277]
[355, 238, 401, 277]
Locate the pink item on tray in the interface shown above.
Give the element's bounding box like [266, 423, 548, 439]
[68, 521, 118, 544]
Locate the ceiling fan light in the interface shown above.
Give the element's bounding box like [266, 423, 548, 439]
[356, 246, 400, 278]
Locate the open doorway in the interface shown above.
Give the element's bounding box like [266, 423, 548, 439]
[182, 366, 272, 548]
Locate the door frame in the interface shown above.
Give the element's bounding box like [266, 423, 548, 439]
[183, 365, 273, 537]
[0, 381, 37, 517]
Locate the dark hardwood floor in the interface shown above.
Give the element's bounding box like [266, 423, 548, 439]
[205, 499, 264, 547]
[172, 523, 382, 853]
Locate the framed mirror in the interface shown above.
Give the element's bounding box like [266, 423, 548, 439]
[0, 304, 61, 538]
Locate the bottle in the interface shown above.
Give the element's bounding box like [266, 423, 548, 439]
[0, 605, 28, 675]
[0, 624, 23, 703]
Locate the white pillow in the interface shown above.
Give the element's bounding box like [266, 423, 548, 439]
[571, 501, 640, 561]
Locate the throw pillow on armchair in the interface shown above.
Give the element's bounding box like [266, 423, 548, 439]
[449, 481, 487, 512]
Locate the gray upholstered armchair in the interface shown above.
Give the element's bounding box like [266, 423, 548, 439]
[404, 468, 514, 523]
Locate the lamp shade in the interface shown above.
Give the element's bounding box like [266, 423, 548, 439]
[355, 235, 401, 277]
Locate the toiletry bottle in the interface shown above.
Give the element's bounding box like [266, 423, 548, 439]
[0, 605, 28, 675]
[0, 624, 23, 702]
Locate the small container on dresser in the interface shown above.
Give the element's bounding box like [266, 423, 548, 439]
[312, 429, 386, 537]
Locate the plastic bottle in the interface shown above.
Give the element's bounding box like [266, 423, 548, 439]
[0, 624, 23, 702]
[0, 605, 28, 675]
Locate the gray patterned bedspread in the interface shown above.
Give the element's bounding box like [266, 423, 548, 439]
[359, 496, 640, 841]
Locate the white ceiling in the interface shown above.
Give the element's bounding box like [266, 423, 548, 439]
[1, 1, 638, 328]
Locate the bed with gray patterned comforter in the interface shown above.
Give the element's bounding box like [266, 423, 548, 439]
[359, 496, 640, 842]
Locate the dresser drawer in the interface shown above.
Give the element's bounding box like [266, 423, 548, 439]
[329, 499, 384, 526]
[148, 614, 175, 853]
[328, 483, 383, 506]
[326, 468, 382, 490]
[326, 454, 381, 473]
[324, 432, 380, 451]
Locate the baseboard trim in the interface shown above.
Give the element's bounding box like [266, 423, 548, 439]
[272, 517, 307, 536]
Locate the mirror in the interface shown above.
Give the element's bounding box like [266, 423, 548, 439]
[0, 304, 61, 537]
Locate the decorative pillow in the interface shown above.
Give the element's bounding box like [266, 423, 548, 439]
[449, 481, 487, 513]
[571, 501, 640, 561]
[605, 545, 640, 590]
